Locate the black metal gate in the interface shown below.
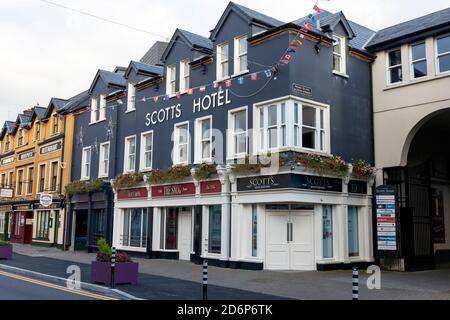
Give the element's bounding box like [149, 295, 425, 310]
[383, 162, 435, 271]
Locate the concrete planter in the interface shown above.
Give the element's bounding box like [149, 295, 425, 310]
[0, 245, 13, 260]
[91, 261, 138, 286]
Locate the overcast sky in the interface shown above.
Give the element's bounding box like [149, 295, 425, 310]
[1, 0, 449, 122]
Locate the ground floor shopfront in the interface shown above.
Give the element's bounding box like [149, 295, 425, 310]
[0, 199, 65, 247]
[65, 187, 114, 251]
[112, 167, 375, 271]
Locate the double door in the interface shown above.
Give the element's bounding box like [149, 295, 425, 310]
[266, 211, 314, 270]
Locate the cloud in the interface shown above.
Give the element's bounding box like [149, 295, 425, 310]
[0, 0, 449, 122]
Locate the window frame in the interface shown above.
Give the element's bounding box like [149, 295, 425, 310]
[90, 97, 99, 124]
[99, 94, 106, 121]
[166, 64, 177, 95]
[27, 166, 34, 195]
[127, 82, 136, 112]
[8, 171, 14, 190]
[5, 134, 11, 152]
[173, 121, 190, 166]
[436, 34, 450, 75]
[17, 128, 24, 147]
[35, 210, 51, 240]
[98, 141, 110, 178]
[253, 96, 330, 155]
[195, 115, 213, 164]
[37, 163, 46, 193]
[332, 34, 347, 75]
[227, 106, 248, 159]
[216, 42, 230, 81]
[49, 160, 59, 192]
[35, 121, 41, 141]
[124, 135, 137, 173]
[179, 59, 190, 92]
[410, 41, 428, 80]
[386, 47, 403, 85]
[16, 169, 24, 196]
[234, 34, 249, 76]
[51, 113, 59, 135]
[140, 130, 154, 172]
[121, 208, 149, 249]
[81, 147, 91, 181]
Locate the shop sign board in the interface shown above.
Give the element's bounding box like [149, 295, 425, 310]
[152, 183, 196, 198]
[375, 185, 399, 254]
[200, 180, 222, 194]
[117, 187, 148, 200]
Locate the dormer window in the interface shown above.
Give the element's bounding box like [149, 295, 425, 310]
[180, 60, 190, 92]
[217, 42, 229, 80]
[17, 128, 24, 146]
[127, 83, 136, 112]
[52, 113, 59, 134]
[99, 95, 106, 121]
[234, 35, 248, 75]
[166, 65, 176, 95]
[90, 97, 98, 123]
[5, 134, 10, 152]
[35, 122, 41, 141]
[332, 34, 346, 75]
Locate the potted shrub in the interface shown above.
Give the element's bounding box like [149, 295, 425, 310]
[0, 240, 12, 260]
[91, 239, 138, 286]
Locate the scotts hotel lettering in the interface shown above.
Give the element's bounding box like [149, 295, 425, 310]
[40, 141, 62, 155]
[144, 89, 232, 126]
[237, 174, 343, 193]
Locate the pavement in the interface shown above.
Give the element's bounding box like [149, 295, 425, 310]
[2, 244, 450, 300]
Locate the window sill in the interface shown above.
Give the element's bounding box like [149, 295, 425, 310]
[98, 175, 108, 179]
[125, 109, 136, 114]
[254, 147, 331, 158]
[384, 72, 450, 91]
[89, 119, 106, 126]
[231, 70, 249, 78]
[332, 71, 349, 79]
[139, 168, 152, 173]
[215, 76, 230, 83]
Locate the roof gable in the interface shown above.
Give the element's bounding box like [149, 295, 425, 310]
[125, 61, 164, 79]
[210, 2, 284, 41]
[0, 121, 17, 140]
[161, 29, 213, 63]
[88, 69, 126, 94]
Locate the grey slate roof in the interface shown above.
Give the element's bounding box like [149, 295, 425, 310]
[34, 106, 48, 119]
[5, 121, 16, 133]
[129, 61, 164, 76]
[50, 98, 69, 111]
[98, 70, 127, 87]
[62, 91, 90, 113]
[294, 10, 376, 52]
[140, 41, 168, 66]
[178, 29, 213, 51]
[366, 7, 450, 50]
[17, 114, 31, 125]
[233, 2, 284, 28]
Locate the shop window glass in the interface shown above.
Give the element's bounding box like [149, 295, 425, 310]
[322, 206, 333, 258]
[208, 205, 222, 254]
[348, 206, 359, 257]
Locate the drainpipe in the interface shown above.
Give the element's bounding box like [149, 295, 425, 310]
[60, 113, 67, 250]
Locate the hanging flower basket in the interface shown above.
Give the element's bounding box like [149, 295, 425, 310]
[148, 165, 191, 184]
[113, 172, 145, 190]
[351, 159, 374, 179]
[297, 153, 349, 177]
[65, 179, 104, 195]
[193, 163, 217, 181]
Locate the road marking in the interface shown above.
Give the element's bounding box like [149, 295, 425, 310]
[0, 270, 117, 300]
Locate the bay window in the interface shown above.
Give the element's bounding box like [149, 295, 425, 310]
[217, 42, 229, 80]
[256, 99, 329, 154]
[410, 42, 427, 79]
[124, 136, 136, 173]
[173, 122, 189, 165]
[387, 48, 402, 84]
[140, 131, 153, 171]
[166, 65, 176, 95]
[437, 35, 450, 74]
[234, 35, 248, 74]
[195, 116, 212, 163]
[122, 208, 149, 248]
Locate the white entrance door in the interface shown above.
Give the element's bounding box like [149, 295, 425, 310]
[179, 211, 192, 261]
[266, 211, 314, 270]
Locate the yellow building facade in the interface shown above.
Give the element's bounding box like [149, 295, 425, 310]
[0, 99, 74, 248]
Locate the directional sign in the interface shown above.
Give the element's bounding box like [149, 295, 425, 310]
[375, 185, 398, 253]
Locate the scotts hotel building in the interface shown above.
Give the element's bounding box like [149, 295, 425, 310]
[62, 2, 377, 271]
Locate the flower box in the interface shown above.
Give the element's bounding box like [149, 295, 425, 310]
[0, 245, 12, 260]
[91, 261, 139, 286]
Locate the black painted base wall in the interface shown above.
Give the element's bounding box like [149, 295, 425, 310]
[317, 261, 372, 271]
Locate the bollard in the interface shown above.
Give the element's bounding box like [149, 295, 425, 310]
[352, 267, 359, 301]
[111, 247, 116, 288]
[203, 259, 208, 300]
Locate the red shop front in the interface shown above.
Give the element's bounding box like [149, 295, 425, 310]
[10, 203, 34, 244]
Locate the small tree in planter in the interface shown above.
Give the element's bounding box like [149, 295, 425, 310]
[91, 239, 138, 286]
[0, 240, 12, 260]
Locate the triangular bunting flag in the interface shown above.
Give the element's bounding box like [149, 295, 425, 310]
[250, 73, 258, 80]
[187, 89, 194, 95]
[153, 96, 159, 102]
[264, 70, 272, 78]
[199, 86, 206, 93]
[313, 5, 322, 13]
[237, 77, 244, 85]
[176, 92, 181, 98]
[304, 21, 313, 31]
[225, 79, 232, 88]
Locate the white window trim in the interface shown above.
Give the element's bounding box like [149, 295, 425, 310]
[90, 97, 98, 124]
[37, 162, 47, 193]
[410, 41, 428, 80]
[435, 34, 450, 75]
[17, 128, 24, 147]
[166, 64, 177, 96]
[233, 34, 249, 76]
[121, 208, 148, 249]
[140, 130, 154, 172]
[99, 94, 106, 121]
[216, 42, 230, 81]
[386, 47, 403, 86]
[16, 169, 24, 196]
[332, 34, 347, 76]
[48, 160, 60, 192]
[127, 82, 136, 112]
[81, 147, 91, 181]
[123, 135, 137, 173]
[179, 59, 190, 93]
[173, 121, 190, 166]
[195, 115, 213, 164]
[51, 113, 59, 135]
[26, 166, 34, 195]
[98, 142, 110, 178]
[34, 121, 41, 141]
[252, 95, 331, 156]
[227, 106, 248, 160]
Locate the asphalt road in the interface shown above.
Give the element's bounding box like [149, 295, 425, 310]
[0, 270, 115, 300]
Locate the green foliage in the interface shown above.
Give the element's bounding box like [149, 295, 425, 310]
[193, 163, 217, 181]
[231, 155, 270, 175]
[0, 240, 11, 246]
[297, 153, 349, 177]
[65, 179, 104, 195]
[113, 172, 145, 190]
[148, 165, 191, 184]
[96, 238, 112, 256]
